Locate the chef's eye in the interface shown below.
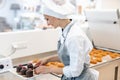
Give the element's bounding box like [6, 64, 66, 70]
[46, 18, 49, 21]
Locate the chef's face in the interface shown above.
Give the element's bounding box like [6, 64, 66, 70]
[44, 15, 60, 28]
[52, 0, 66, 5]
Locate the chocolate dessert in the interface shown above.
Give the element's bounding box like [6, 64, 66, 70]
[27, 63, 33, 69]
[16, 65, 22, 73]
[16, 63, 34, 77]
[20, 67, 27, 75]
[26, 68, 33, 77]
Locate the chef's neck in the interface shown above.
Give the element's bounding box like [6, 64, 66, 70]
[59, 19, 71, 29]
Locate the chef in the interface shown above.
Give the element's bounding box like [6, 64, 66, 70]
[34, 0, 99, 80]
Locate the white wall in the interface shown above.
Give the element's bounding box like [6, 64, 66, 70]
[0, 29, 60, 59]
[101, 0, 120, 9]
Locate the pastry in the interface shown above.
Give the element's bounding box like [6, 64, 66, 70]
[16, 65, 22, 73]
[27, 63, 33, 69]
[20, 67, 27, 75]
[32, 59, 40, 63]
[96, 58, 102, 62]
[26, 68, 33, 77]
[46, 62, 64, 68]
[90, 59, 97, 64]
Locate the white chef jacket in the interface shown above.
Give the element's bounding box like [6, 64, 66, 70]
[59, 20, 93, 77]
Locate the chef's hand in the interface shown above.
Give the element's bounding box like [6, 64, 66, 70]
[34, 58, 48, 68]
[34, 66, 52, 74]
[34, 65, 63, 75]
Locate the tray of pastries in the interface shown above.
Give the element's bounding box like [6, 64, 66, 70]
[90, 48, 120, 64]
[12, 48, 120, 79]
[12, 59, 64, 79]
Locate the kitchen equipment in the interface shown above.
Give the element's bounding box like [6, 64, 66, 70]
[84, 9, 120, 52]
[0, 57, 13, 73]
[84, 9, 120, 80]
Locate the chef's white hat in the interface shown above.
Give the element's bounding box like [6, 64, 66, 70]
[41, 0, 76, 19]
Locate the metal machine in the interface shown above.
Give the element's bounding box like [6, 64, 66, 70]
[85, 9, 120, 52]
[84, 9, 120, 80]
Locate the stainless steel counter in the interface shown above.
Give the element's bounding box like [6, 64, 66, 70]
[0, 51, 120, 80]
[0, 72, 23, 80]
[0, 51, 60, 80]
[0, 71, 61, 80]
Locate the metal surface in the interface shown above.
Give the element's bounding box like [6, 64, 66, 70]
[114, 66, 119, 80]
[85, 9, 120, 51]
[9, 69, 60, 80]
[90, 57, 120, 68]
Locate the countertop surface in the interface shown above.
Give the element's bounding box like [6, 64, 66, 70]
[0, 51, 120, 80]
[0, 71, 61, 80]
[0, 51, 61, 80]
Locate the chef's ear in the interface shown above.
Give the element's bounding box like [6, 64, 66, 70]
[70, 19, 72, 21]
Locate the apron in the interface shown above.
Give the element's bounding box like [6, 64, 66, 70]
[57, 21, 96, 80]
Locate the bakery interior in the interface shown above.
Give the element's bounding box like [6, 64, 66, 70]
[0, 0, 120, 80]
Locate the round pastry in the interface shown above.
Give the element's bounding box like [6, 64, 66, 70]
[16, 65, 22, 73]
[93, 54, 102, 58]
[104, 51, 110, 55]
[27, 63, 33, 69]
[109, 54, 117, 58]
[113, 53, 120, 57]
[96, 58, 102, 62]
[46, 62, 55, 66]
[91, 51, 98, 54]
[92, 48, 96, 51]
[90, 52, 94, 56]
[101, 52, 108, 56]
[45, 62, 52, 66]
[56, 62, 64, 68]
[90, 59, 97, 64]
[96, 49, 104, 53]
[45, 62, 57, 67]
[20, 67, 27, 75]
[32, 59, 40, 63]
[26, 68, 33, 77]
[46, 62, 64, 68]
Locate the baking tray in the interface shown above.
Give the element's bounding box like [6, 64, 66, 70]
[10, 62, 61, 80]
[9, 68, 61, 80]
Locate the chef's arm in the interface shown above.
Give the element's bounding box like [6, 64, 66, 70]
[35, 54, 60, 66]
[45, 54, 60, 62]
[34, 64, 63, 75]
[50, 67, 63, 74]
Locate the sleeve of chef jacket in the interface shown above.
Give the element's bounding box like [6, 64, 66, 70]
[63, 36, 89, 77]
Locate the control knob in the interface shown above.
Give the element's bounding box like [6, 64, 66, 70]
[0, 65, 4, 69]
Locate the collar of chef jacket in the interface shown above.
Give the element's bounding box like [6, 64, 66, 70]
[60, 20, 75, 44]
